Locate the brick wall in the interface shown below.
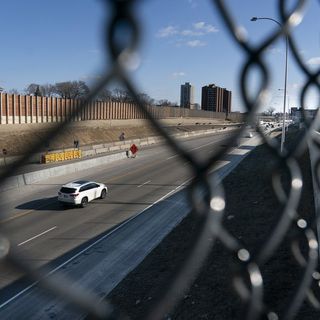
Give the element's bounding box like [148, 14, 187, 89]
[0, 93, 243, 124]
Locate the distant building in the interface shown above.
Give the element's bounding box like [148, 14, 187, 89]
[290, 107, 300, 122]
[191, 103, 201, 110]
[223, 89, 232, 115]
[291, 107, 318, 122]
[201, 84, 232, 114]
[180, 82, 194, 108]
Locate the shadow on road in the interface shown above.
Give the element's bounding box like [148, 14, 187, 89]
[16, 197, 68, 211]
[99, 200, 154, 206]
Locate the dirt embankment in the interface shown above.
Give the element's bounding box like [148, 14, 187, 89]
[106, 127, 318, 320]
[0, 118, 237, 156]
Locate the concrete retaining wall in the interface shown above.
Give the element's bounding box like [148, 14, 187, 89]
[0, 126, 238, 192]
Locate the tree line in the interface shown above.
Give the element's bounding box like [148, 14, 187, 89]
[3, 81, 177, 107]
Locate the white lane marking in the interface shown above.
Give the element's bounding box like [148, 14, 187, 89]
[189, 140, 218, 151]
[137, 180, 151, 188]
[167, 154, 178, 160]
[0, 178, 191, 310]
[0, 135, 236, 308]
[17, 226, 57, 246]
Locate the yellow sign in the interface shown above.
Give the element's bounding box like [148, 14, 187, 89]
[42, 150, 82, 163]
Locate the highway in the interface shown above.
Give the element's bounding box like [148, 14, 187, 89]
[0, 130, 243, 290]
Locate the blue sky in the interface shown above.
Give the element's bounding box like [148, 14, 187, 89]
[0, 0, 319, 112]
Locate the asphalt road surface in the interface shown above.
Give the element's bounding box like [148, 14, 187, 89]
[0, 130, 250, 289]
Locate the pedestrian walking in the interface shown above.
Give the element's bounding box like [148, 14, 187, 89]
[119, 132, 125, 141]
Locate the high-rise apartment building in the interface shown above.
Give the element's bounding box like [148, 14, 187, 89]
[201, 84, 232, 114]
[180, 82, 194, 108]
[223, 89, 232, 115]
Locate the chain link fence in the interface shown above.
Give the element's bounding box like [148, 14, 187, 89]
[0, 0, 320, 319]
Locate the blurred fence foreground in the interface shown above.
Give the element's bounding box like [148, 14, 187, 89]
[0, 1, 320, 320]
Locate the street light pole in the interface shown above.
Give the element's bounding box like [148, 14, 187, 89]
[278, 88, 290, 132]
[251, 17, 288, 153]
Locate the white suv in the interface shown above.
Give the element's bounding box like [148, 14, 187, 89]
[58, 180, 108, 207]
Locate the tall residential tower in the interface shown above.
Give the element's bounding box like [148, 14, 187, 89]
[180, 82, 194, 109]
[201, 84, 231, 114]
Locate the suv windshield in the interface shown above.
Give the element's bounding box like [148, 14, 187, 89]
[60, 187, 77, 194]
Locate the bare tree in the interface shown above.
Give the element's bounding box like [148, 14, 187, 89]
[97, 88, 112, 101]
[157, 99, 175, 107]
[8, 88, 20, 94]
[264, 106, 276, 116]
[54, 81, 89, 99]
[112, 88, 132, 102]
[40, 84, 57, 97]
[25, 83, 40, 96]
[34, 85, 41, 97]
[137, 93, 154, 106]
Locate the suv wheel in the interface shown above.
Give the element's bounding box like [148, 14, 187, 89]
[100, 189, 107, 199]
[80, 197, 88, 208]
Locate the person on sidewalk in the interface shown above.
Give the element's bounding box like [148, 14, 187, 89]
[119, 132, 125, 141]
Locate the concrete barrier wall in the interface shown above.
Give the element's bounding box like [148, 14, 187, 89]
[0, 125, 240, 167]
[0, 126, 238, 191]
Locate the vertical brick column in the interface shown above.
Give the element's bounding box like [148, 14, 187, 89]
[56, 98, 60, 122]
[7, 94, 12, 124]
[35, 96, 39, 123]
[23, 95, 27, 123]
[5, 93, 9, 124]
[26, 95, 30, 123]
[12, 94, 15, 124]
[103, 101, 106, 119]
[18, 95, 22, 123]
[0, 93, 2, 124]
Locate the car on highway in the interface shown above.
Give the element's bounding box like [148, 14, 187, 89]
[58, 180, 108, 208]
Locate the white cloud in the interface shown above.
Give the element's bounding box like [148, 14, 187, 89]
[156, 22, 218, 39]
[181, 29, 203, 36]
[193, 22, 219, 33]
[172, 72, 186, 77]
[157, 26, 179, 38]
[186, 40, 206, 47]
[307, 57, 320, 65]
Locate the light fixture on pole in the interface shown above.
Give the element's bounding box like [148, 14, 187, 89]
[250, 16, 288, 153]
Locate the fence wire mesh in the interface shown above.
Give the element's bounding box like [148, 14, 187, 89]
[0, 0, 320, 319]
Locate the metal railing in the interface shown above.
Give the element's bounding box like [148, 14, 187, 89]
[0, 0, 320, 319]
